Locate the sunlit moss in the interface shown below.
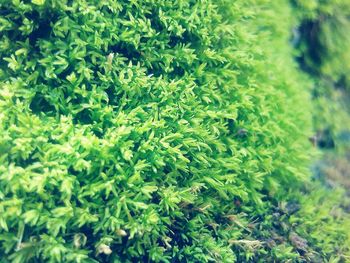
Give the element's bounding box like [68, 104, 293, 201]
[0, 0, 348, 262]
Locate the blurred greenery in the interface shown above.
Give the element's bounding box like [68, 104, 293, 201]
[294, 0, 350, 88]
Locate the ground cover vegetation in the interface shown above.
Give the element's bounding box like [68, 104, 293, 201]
[0, 0, 349, 262]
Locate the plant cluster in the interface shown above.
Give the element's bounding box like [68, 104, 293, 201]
[0, 0, 349, 262]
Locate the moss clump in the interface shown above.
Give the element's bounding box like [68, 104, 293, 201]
[0, 0, 349, 262]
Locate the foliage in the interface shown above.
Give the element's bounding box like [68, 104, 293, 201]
[294, 0, 350, 88]
[0, 0, 349, 262]
[291, 183, 350, 262]
[292, 1, 350, 263]
[311, 80, 350, 153]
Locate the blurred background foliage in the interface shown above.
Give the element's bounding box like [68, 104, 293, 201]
[294, 0, 350, 87]
[294, 0, 350, 189]
[293, 2, 350, 260]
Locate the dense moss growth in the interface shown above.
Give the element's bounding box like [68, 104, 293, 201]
[0, 0, 349, 262]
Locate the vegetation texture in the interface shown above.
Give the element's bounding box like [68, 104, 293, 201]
[295, 0, 350, 88]
[0, 0, 349, 262]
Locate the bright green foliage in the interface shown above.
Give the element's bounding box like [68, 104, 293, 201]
[0, 0, 348, 262]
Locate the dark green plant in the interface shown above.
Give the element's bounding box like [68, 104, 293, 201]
[0, 0, 349, 262]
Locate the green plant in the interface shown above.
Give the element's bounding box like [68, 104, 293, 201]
[0, 0, 349, 262]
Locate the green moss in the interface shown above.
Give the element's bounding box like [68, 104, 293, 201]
[0, 0, 348, 262]
[291, 183, 350, 261]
